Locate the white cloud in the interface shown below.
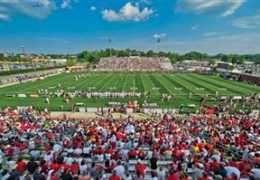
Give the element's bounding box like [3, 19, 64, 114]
[0, 0, 54, 20]
[204, 32, 219, 37]
[140, 0, 152, 5]
[160, 32, 260, 54]
[191, 25, 199, 30]
[0, 12, 8, 20]
[90, 6, 96, 11]
[176, 0, 246, 17]
[61, 0, 71, 9]
[102, 2, 153, 22]
[153, 33, 166, 39]
[0, 0, 77, 20]
[222, 0, 245, 17]
[233, 14, 260, 29]
[0, 6, 8, 20]
[97, 32, 260, 54]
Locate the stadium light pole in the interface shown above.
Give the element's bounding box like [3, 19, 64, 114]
[107, 37, 112, 57]
[21, 45, 35, 71]
[153, 33, 166, 53]
[156, 37, 161, 52]
[100, 37, 112, 56]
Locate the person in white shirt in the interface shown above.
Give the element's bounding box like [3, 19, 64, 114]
[250, 168, 260, 179]
[151, 171, 158, 180]
[44, 152, 53, 163]
[74, 148, 82, 156]
[79, 160, 88, 173]
[83, 146, 91, 156]
[158, 167, 166, 180]
[67, 157, 75, 165]
[225, 166, 240, 179]
[53, 143, 62, 153]
[114, 161, 125, 178]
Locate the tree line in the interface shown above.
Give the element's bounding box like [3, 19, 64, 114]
[77, 49, 260, 64]
[1, 49, 260, 65]
[0, 54, 28, 62]
[77, 49, 211, 64]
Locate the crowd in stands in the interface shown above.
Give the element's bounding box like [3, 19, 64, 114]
[236, 64, 260, 75]
[95, 57, 173, 72]
[0, 69, 62, 86]
[0, 105, 259, 180]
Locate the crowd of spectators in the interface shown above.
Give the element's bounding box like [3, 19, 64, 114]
[96, 57, 172, 72]
[0, 69, 62, 86]
[236, 64, 260, 75]
[0, 106, 259, 180]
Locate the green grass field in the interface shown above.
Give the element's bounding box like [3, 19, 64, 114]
[0, 72, 259, 110]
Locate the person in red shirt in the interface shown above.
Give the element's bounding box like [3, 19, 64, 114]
[128, 148, 137, 159]
[135, 160, 146, 177]
[70, 161, 80, 175]
[197, 172, 210, 180]
[209, 159, 221, 172]
[138, 149, 145, 160]
[4, 146, 14, 157]
[109, 170, 121, 180]
[167, 170, 179, 180]
[50, 160, 61, 172]
[48, 171, 59, 180]
[0, 120, 5, 133]
[39, 159, 48, 174]
[16, 158, 27, 175]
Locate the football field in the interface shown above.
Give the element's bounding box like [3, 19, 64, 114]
[0, 72, 259, 110]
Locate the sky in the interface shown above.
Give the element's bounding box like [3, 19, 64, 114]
[0, 0, 260, 55]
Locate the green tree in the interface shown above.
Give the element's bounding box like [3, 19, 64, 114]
[0, 53, 4, 61]
[146, 50, 156, 57]
[231, 55, 238, 64]
[183, 51, 208, 60]
[238, 58, 244, 64]
[66, 58, 76, 67]
[221, 55, 229, 62]
[209, 59, 217, 66]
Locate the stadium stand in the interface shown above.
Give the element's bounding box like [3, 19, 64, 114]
[0, 69, 63, 87]
[0, 106, 259, 180]
[95, 56, 174, 72]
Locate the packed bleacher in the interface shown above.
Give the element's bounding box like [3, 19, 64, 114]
[0, 106, 259, 180]
[0, 69, 62, 87]
[95, 57, 173, 72]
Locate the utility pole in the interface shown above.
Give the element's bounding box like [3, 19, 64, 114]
[153, 33, 166, 53]
[108, 37, 112, 57]
[20, 45, 26, 56]
[156, 37, 161, 53]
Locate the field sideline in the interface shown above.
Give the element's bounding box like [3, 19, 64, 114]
[0, 72, 259, 110]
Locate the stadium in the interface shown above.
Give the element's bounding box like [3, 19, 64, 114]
[1, 1, 260, 179]
[0, 52, 260, 180]
[0, 57, 259, 112]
